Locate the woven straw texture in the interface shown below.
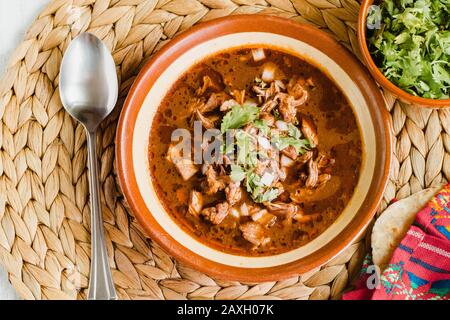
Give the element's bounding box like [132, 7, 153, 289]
[0, 0, 448, 300]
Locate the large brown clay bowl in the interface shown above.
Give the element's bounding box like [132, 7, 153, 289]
[116, 15, 392, 282]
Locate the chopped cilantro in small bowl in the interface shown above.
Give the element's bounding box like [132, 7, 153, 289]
[358, 0, 450, 107]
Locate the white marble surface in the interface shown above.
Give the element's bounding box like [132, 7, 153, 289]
[0, 0, 50, 300]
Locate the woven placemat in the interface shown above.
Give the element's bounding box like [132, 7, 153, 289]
[0, 0, 448, 300]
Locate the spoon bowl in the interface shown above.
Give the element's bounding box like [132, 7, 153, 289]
[60, 33, 118, 131]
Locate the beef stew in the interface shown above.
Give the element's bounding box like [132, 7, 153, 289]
[149, 47, 362, 256]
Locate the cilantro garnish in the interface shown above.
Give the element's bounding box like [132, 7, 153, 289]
[272, 135, 310, 154]
[218, 100, 310, 203]
[220, 103, 260, 133]
[230, 165, 246, 182]
[367, 0, 450, 99]
[253, 119, 270, 136]
[255, 188, 280, 203]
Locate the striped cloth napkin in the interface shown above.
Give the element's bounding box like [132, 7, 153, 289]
[343, 184, 450, 300]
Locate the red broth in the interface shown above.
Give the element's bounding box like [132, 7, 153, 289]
[149, 47, 362, 256]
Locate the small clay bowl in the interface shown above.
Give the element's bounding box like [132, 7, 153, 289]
[116, 15, 392, 282]
[358, 0, 450, 109]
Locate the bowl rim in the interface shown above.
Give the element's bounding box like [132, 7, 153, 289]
[357, 0, 450, 108]
[116, 14, 392, 282]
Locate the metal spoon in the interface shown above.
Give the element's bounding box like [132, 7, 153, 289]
[59, 33, 118, 300]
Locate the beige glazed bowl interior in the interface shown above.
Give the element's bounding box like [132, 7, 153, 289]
[116, 15, 391, 281]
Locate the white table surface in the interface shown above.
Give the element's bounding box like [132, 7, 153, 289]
[0, 0, 50, 300]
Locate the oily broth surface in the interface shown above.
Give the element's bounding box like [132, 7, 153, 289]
[148, 47, 362, 256]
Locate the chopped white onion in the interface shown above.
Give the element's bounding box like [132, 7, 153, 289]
[275, 120, 288, 131]
[239, 203, 249, 216]
[261, 172, 274, 186]
[251, 48, 266, 62]
[281, 155, 295, 167]
[257, 136, 271, 149]
[261, 62, 276, 82]
[251, 209, 269, 221]
[230, 208, 240, 218]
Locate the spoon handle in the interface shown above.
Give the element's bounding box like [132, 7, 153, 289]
[86, 130, 118, 300]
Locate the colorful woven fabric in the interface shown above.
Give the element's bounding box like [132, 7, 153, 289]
[343, 184, 450, 300]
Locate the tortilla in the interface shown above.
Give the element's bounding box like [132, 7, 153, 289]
[372, 186, 442, 270]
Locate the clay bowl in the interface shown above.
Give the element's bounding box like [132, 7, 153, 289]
[116, 15, 392, 282]
[358, 0, 450, 109]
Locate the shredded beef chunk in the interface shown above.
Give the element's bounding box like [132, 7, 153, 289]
[225, 182, 242, 206]
[240, 222, 270, 247]
[278, 94, 299, 123]
[204, 165, 228, 195]
[195, 109, 216, 129]
[166, 144, 198, 181]
[281, 145, 298, 160]
[305, 158, 319, 188]
[301, 118, 318, 147]
[297, 150, 313, 165]
[201, 92, 230, 113]
[251, 209, 277, 228]
[287, 76, 308, 104]
[317, 153, 335, 169]
[202, 202, 229, 225]
[264, 202, 300, 217]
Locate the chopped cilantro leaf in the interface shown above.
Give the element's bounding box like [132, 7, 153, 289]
[253, 119, 270, 136]
[255, 188, 280, 203]
[272, 135, 310, 154]
[220, 103, 260, 133]
[230, 165, 246, 182]
[287, 123, 302, 139]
